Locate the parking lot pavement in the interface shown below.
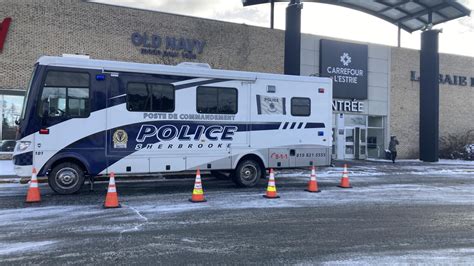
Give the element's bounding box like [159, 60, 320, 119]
[0, 162, 473, 264]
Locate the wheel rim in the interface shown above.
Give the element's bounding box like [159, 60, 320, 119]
[55, 167, 80, 190]
[240, 164, 258, 182]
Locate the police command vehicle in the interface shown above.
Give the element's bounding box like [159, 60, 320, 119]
[13, 55, 332, 194]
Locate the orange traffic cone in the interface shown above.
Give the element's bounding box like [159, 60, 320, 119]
[26, 167, 41, 203]
[263, 169, 280, 199]
[189, 169, 206, 203]
[338, 164, 352, 188]
[306, 166, 321, 193]
[104, 172, 121, 208]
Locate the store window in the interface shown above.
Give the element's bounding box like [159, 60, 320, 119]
[345, 114, 367, 126]
[367, 116, 385, 158]
[0, 93, 24, 144]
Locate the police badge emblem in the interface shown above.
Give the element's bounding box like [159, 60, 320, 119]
[113, 129, 128, 149]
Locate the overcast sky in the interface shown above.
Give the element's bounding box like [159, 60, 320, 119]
[93, 0, 474, 57]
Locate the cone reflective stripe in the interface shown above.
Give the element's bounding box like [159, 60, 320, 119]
[104, 172, 121, 208]
[189, 169, 206, 203]
[26, 167, 41, 203]
[263, 169, 280, 199]
[306, 166, 321, 193]
[338, 164, 352, 188]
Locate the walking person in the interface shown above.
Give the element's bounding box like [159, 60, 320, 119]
[389, 136, 399, 163]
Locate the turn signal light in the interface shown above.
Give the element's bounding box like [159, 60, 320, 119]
[318, 88, 325, 93]
[39, 129, 49, 135]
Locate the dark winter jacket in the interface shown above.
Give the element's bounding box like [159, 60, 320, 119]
[389, 139, 399, 152]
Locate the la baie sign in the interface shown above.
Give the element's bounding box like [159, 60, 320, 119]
[410, 71, 474, 87]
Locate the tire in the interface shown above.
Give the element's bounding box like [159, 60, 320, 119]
[232, 159, 262, 187]
[48, 162, 85, 195]
[210, 170, 230, 180]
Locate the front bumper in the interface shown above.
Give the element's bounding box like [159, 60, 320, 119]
[14, 164, 33, 178]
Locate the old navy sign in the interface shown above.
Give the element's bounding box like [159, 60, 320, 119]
[320, 39, 368, 100]
[0, 17, 12, 53]
[131, 32, 206, 60]
[410, 71, 474, 87]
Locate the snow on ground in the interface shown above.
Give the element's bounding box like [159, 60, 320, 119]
[277, 165, 474, 180]
[367, 158, 474, 165]
[1, 176, 473, 235]
[0, 160, 14, 176]
[0, 167, 472, 261]
[0, 241, 57, 256]
[319, 247, 474, 265]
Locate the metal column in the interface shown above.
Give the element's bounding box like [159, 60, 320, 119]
[419, 29, 440, 162]
[284, 0, 302, 75]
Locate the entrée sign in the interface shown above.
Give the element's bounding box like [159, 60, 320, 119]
[332, 99, 364, 113]
[131, 32, 206, 60]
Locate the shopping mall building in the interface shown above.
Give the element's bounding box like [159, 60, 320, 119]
[1, 0, 473, 159]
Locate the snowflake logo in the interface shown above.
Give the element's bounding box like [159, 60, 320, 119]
[340, 52, 352, 66]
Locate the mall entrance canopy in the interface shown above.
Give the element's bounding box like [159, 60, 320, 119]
[242, 0, 471, 162]
[243, 0, 470, 32]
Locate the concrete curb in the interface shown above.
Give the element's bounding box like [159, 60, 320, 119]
[0, 179, 19, 184]
[19, 177, 48, 184]
[0, 175, 17, 179]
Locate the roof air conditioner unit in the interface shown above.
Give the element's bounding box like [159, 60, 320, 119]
[62, 54, 90, 59]
[177, 62, 211, 69]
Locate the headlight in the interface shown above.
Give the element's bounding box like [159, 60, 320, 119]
[17, 141, 31, 151]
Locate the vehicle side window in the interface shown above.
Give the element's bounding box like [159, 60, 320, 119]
[291, 97, 311, 116]
[126, 82, 175, 112]
[39, 71, 90, 118]
[196, 86, 237, 114]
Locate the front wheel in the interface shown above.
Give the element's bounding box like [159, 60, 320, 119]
[48, 162, 85, 195]
[232, 159, 262, 187]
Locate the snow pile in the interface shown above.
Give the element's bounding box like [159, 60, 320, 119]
[0, 160, 15, 176]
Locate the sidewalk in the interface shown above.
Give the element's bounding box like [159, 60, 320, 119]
[335, 158, 474, 167]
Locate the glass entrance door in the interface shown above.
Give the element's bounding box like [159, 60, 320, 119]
[355, 127, 367, 160]
[344, 128, 355, 159]
[344, 127, 367, 160]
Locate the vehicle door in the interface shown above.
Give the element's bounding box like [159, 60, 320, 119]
[35, 68, 98, 170]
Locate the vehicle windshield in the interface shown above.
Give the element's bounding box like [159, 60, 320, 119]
[19, 64, 38, 121]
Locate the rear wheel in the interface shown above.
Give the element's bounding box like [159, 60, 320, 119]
[48, 162, 85, 195]
[232, 159, 262, 187]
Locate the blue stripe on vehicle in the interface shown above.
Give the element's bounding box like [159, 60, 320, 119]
[19, 73, 207, 138]
[37, 121, 281, 176]
[174, 79, 231, 90]
[290, 122, 296, 129]
[297, 122, 303, 129]
[109, 96, 126, 107]
[282, 122, 289, 129]
[305, 123, 325, 129]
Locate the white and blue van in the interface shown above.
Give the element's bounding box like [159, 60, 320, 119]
[13, 55, 332, 194]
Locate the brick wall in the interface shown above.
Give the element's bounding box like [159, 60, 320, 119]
[390, 47, 474, 158]
[0, 0, 285, 91]
[1, 0, 473, 160]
